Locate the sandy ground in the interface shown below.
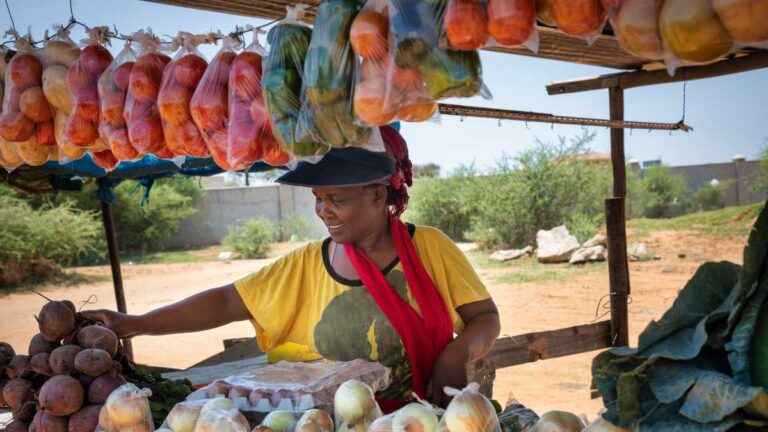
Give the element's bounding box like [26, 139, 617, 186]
[0, 231, 747, 419]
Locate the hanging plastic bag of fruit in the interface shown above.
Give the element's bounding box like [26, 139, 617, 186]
[159, 31, 211, 159]
[263, 5, 329, 161]
[659, 0, 734, 75]
[41, 26, 86, 163]
[0, 33, 55, 167]
[97, 42, 139, 162]
[711, 0, 768, 49]
[63, 27, 113, 150]
[295, 0, 383, 152]
[549, 0, 608, 45]
[438, 384, 501, 432]
[225, 29, 278, 170]
[190, 35, 239, 170]
[440, 0, 539, 53]
[606, 0, 665, 61]
[350, 0, 438, 126]
[123, 30, 174, 159]
[0, 137, 23, 172]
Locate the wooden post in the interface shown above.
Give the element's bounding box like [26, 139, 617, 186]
[100, 200, 133, 360]
[606, 87, 630, 347]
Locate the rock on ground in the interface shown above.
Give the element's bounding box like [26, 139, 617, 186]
[490, 246, 534, 262]
[570, 245, 607, 264]
[537, 225, 580, 264]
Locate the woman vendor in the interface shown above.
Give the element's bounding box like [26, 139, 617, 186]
[83, 126, 501, 410]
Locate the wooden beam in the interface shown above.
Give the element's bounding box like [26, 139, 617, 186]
[546, 51, 768, 95]
[478, 321, 612, 369]
[100, 201, 133, 360]
[605, 198, 630, 347]
[610, 88, 627, 197]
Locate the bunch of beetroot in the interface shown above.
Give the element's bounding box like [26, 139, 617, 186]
[1, 299, 127, 432]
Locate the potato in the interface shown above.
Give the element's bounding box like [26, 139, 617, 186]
[75, 348, 114, 377]
[158, 85, 192, 126]
[77, 326, 119, 356]
[29, 333, 58, 356]
[72, 86, 100, 121]
[127, 113, 165, 154]
[174, 55, 207, 88]
[129, 63, 162, 102]
[81, 45, 113, 76]
[39, 375, 85, 416]
[17, 138, 50, 166]
[49, 345, 82, 375]
[64, 114, 98, 146]
[106, 127, 139, 160]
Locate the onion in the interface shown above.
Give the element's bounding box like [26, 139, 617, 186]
[200, 397, 236, 414]
[334, 380, 380, 426]
[392, 403, 438, 432]
[104, 383, 152, 427]
[584, 417, 628, 432]
[442, 385, 498, 432]
[193, 408, 249, 432]
[3, 378, 33, 411]
[165, 401, 203, 432]
[531, 411, 586, 432]
[296, 409, 334, 432]
[369, 416, 393, 432]
[261, 411, 296, 432]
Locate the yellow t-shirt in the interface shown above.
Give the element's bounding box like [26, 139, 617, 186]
[234, 224, 490, 399]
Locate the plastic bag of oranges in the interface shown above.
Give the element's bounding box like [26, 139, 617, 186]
[158, 32, 210, 158]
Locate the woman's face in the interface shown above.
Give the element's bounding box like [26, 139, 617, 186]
[312, 185, 388, 244]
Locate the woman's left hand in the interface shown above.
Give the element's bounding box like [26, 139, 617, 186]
[428, 340, 469, 407]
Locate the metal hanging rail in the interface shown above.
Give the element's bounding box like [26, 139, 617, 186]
[437, 103, 692, 132]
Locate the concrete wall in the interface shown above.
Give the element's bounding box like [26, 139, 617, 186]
[165, 184, 325, 249]
[668, 159, 766, 207]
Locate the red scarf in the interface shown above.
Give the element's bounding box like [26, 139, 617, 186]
[343, 216, 454, 412]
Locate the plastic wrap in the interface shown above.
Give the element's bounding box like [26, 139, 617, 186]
[190, 37, 238, 170]
[160, 398, 249, 432]
[295, 0, 379, 151]
[98, 43, 139, 161]
[712, 0, 768, 48]
[42, 27, 85, 162]
[659, 0, 733, 75]
[263, 6, 324, 159]
[187, 359, 390, 416]
[0, 35, 54, 166]
[226, 31, 278, 169]
[97, 383, 154, 432]
[64, 27, 113, 148]
[125, 30, 172, 157]
[608, 0, 665, 60]
[352, 0, 484, 127]
[441, 0, 538, 53]
[438, 384, 501, 432]
[159, 32, 210, 158]
[550, 0, 608, 44]
[536, 0, 557, 26]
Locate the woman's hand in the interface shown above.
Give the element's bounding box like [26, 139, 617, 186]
[428, 340, 469, 407]
[80, 310, 143, 338]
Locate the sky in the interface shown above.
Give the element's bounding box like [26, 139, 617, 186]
[5, 0, 768, 173]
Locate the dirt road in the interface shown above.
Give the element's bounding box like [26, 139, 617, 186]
[0, 230, 746, 418]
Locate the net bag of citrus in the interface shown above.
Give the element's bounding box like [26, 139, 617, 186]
[226, 30, 280, 170]
[295, 0, 381, 151]
[159, 32, 210, 158]
[263, 5, 329, 160]
[190, 36, 238, 170]
[440, 0, 539, 53]
[98, 42, 140, 161]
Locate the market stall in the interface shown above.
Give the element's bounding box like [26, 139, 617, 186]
[2, 0, 768, 430]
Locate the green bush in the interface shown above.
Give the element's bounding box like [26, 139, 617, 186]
[224, 218, 277, 259]
[52, 176, 203, 254]
[566, 212, 602, 244]
[278, 216, 319, 241]
[634, 165, 691, 218]
[757, 143, 768, 193]
[694, 183, 724, 212]
[467, 130, 612, 249]
[405, 166, 479, 241]
[0, 194, 104, 286]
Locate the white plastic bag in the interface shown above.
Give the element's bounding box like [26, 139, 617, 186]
[98, 383, 154, 432]
[439, 384, 501, 432]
